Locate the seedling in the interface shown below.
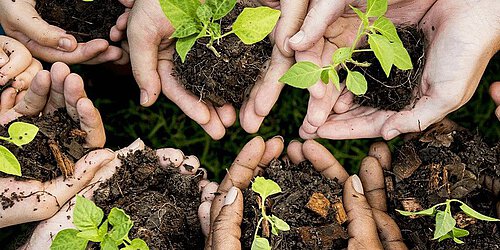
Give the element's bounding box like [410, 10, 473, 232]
[51, 195, 149, 250]
[397, 199, 500, 244]
[160, 0, 280, 62]
[0, 122, 39, 176]
[279, 0, 413, 95]
[251, 177, 290, 250]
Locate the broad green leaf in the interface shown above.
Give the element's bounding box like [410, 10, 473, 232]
[170, 21, 201, 39]
[98, 219, 109, 238]
[8, 122, 39, 147]
[368, 34, 394, 77]
[209, 22, 221, 38]
[196, 4, 213, 23]
[251, 236, 271, 250]
[279, 61, 322, 89]
[0, 146, 21, 176]
[77, 229, 102, 242]
[433, 208, 456, 240]
[252, 176, 281, 202]
[320, 69, 329, 84]
[233, 7, 280, 44]
[391, 42, 413, 70]
[176, 35, 198, 63]
[73, 195, 104, 231]
[109, 208, 134, 242]
[329, 68, 341, 91]
[459, 202, 500, 222]
[346, 70, 368, 95]
[50, 229, 88, 250]
[452, 227, 469, 238]
[372, 17, 401, 44]
[349, 5, 368, 27]
[101, 235, 119, 250]
[270, 215, 290, 232]
[206, 0, 237, 20]
[366, 0, 387, 17]
[332, 47, 351, 65]
[121, 238, 150, 250]
[159, 0, 200, 28]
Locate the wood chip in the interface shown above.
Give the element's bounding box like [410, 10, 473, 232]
[428, 163, 442, 191]
[400, 198, 424, 219]
[298, 224, 348, 248]
[306, 192, 331, 218]
[331, 198, 347, 225]
[393, 145, 422, 180]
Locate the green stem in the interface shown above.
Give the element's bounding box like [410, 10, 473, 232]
[214, 30, 235, 41]
[254, 217, 264, 239]
[0, 136, 10, 142]
[353, 49, 372, 53]
[349, 21, 366, 57]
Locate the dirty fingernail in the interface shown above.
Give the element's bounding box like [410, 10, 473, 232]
[272, 135, 284, 143]
[224, 186, 238, 206]
[58, 38, 73, 50]
[352, 175, 364, 194]
[289, 30, 304, 44]
[140, 90, 149, 105]
[385, 130, 400, 140]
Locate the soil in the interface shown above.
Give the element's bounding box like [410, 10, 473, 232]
[92, 147, 205, 249]
[387, 120, 500, 249]
[35, 0, 125, 42]
[347, 26, 426, 111]
[240, 159, 348, 249]
[173, 4, 273, 108]
[0, 109, 88, 208]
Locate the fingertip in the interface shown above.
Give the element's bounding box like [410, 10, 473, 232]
[308, 82, 327, 99]
[198, 201, 212, 237]
[287, 140, 305, 165]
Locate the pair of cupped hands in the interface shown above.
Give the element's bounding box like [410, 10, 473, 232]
[1, 0, 498, 140]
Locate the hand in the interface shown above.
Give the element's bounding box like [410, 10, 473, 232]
[0, 62, 111, 228]
[22, 139, 213, 249]
[297, 0, 500, 140]
[490, 81, 500, 120]
[0, 0, 133, 65]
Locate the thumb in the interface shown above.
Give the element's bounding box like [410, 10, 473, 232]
[211, 187, 243, 250]
[273, 0, 309, 57]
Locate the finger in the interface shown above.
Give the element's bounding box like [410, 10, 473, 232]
[0, 47, 9, 67]
[215, 104, 237, 128]
[112, 48, 130, 65]
[179, 155, 200, 174]
[368, 142, 392, 171]
[118, 0, 135, 8]
[334, 88, 354, 114]
[157, 148, 185, 168]
[287, 140, 305, 165]
[11, 58, 43, 92]
[359, 156, 387, 212]
[200, 104, 226, 140]
[302, 139, 349, 183]
[77, 98, 106, 148]
[372, 210, 407, 250]
[211, 187, 243, 250]
[199, 201, 212, 237]
[110, 12, 130, 42]
[240, 85, 265, 134]
[202, 182, 219, 203]
[44, 62, 71, 114]
[13, 70, 52, 116]
[15, 90, 26, 105]
[295, 41, 326, 99]
[274, 0, 309, 57]
[254, 135, 285, 176]
[343, 175, 384, 250]
[490, 81, 500, 106]
[0, 87, 17, 114]
[305, 82, 336, 129]
[63, 73, 87, 121]
[81, 45, 124, 65]
[298, 125, 319, 139]
[0, 36, 32, 85]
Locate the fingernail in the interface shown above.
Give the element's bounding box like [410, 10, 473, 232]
[58, 38, 73, 51]
[352, 175, 364, 194]
[272, 135, 284, 143]
[289, 31, 304, 44]
[283, 37, 291, 54]
[224, 186, 238, 206]
[140, 90, 149, 105]
[385, 130, 400, 140]
[288, 139, 300, 146]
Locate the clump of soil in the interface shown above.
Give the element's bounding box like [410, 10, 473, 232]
[349, 27, 426, 111]
[92, 147, 205, 249]
[173, 4, 272, 108]
[387, 120, 500, 249]
[241, 159, 348, 249]
[35, 0, 125, 42]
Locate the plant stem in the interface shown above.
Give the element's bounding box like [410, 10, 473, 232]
[353, 49, 372, 53]
[254, 217, 264, 239]
[349, 21, 366, 57]
[214, 30, 235, 40]
[0, 136, 9, 141]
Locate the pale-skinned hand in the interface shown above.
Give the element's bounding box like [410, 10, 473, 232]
[490, 81, 500, 120]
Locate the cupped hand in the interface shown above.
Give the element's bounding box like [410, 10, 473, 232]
[22, 139, 213, 249]
[0, 0, 133, 65]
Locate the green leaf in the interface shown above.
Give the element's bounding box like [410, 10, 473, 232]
[252, 176, 281, 202]
[206, 0, 237, 20]
[176, 35, 198, 63]
[0, 146, 21, 176]
[196, 4, 213, 23]
[279, 61, 322, 89]
[320, 69, 329, 84]
[101, 235, 119, 250]
[438, 232, 452, 242]
[368, 34, 394, 77]
[391, 42, 413, 70]
[396, 204, 439, 217]
[170, 21, 201, 39]
[372, 17, 402, 44]
[73, 195, 104, 232]
[453, 237, 465, 244]
[366, 0, 387, 17]
[459, 202, 500, 222]
[77, 229, 102, 242]
[108, 208, 134, 242]
[349, 6, 368, 27]
[332, 47, 351, 65]
[329, 69, 341, 91]
[270, 215, 290, 232]
[98, 219, 109, 238]
[251, 236, 271, 250]
[121, 238, 150, 250]
[208, 22, 221, 38]
[233, 7, 281, 45]
[346, 70, 368, 95]
[433, 207, 456, 240]
[159, 0, 200, 28]
[8, 122, 39, 147]
[50, 229, 88, 250]
[452, 227, 469, 238]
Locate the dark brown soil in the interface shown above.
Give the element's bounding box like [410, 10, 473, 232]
[35, 0, 125, 42]
[92, 147, 205, 250]
[173, 4, 272, 108]
[387, 120, 500, 249]
[241, 159, 348, 249]
[348, 26, 425, 111]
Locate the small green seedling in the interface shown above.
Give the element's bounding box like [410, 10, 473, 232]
[160, 0, 280, 62]
[51, 195, 149, 250]
[251, 177, 290, 250]
[0, 122, 39, 176]
[279, 0, 413, 95]
[397, 199, 500, 244]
